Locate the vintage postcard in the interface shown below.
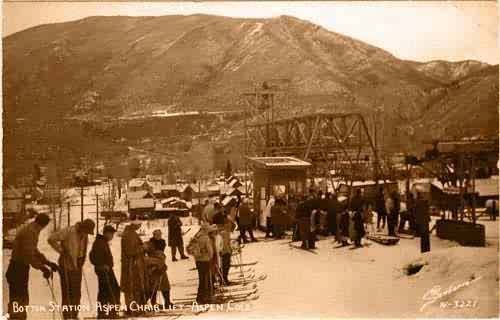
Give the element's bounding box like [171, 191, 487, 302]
[2, 1, 498, 319]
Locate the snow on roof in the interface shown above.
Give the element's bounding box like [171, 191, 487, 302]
[127, 190, 153, 200]
[161, 184, 178, 191]
[129, 178, 148, 188]
[340, 180, 397, 187]
[128, 198, 155, 209]
[248, 156, 312, 169]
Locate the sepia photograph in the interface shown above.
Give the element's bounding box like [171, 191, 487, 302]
[1, 1, 499, 319]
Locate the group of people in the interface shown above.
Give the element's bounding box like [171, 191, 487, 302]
[261, 186, 431, 252]
[188, 203, 237, 304]
[6, 212, 191, 319]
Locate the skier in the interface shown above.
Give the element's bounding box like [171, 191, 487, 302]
[263, 196, 275, 238]
[187, 224, 216, 304]
[296, 195, 311, 249]
[238, 198, 257, 243]
[6, 214, 59, 319]
[168, 214, 188, 261]
[48, 218, 95, 320]
[339, 210, 350, 246]
[89, 225, 120, 319]
[145, 230, 172, 308]
[415, 192, 431, 253]
[219, 215, 236, 284]
[326, 192, 338, 236]
[387, 191, 400, 236]
[375, 187, 387, 231]
[120, 220, 147, 316]
[271, 197, 287, 239]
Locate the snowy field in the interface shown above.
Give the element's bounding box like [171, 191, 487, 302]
[2, 188, 498, 319]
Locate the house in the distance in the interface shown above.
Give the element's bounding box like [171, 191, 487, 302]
[128, 178, 152, 193]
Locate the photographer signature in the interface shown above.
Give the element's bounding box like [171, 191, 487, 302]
[420, 276, 482, 312]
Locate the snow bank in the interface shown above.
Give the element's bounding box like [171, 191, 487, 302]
[398, 247, 498, 318]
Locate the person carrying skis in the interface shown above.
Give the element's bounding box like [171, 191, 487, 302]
[145, 229, 172, 308]
[120, 220, 147, 316]
[168, 214, 188, 262]
[187, 224, 216, 304]
[48, 218, 95, 320]
[89, 225, 120, 319]
[6, 214, 59, 319]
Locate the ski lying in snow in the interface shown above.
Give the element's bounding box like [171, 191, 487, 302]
[226, 274, 267, 285]
[186, 271, 255, 282]
[231, 261, 258, 267]
[173, 294, 259, 306]
[183, 287, 258, 299]
[189, 263, 256, 272]
[366, 234, 400, 245]
[216, 283, 257, 293]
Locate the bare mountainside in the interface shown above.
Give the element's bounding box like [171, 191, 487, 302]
[3, 14, 498, 174]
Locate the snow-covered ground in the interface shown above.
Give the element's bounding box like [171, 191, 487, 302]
[3, 189, 498, 319]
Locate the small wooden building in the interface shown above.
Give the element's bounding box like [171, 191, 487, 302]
[248, 156, 311, 225]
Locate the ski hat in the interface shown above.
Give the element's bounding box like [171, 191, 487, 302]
[80, 219, 95, 235]
[130, 220, 142, 229]
[103, 225, 117, 234]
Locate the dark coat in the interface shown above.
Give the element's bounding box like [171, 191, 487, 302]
[271, 205, 288, 226]
[375, 193, 386, 216]
[89, 234, 114, 269]
[327, 198, 338, 231]
[353, 211, 366, 238]
[238, 204, 253, 226]
[350, 194, 364, 213]
[120, 225, 146, 301]
[168, 215, 183, 247]
[339, 212, 350, 237]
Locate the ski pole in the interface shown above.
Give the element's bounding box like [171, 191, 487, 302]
[46, 277, 64, 320]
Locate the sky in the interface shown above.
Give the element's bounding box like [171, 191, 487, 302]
[2, 1, 498, 64]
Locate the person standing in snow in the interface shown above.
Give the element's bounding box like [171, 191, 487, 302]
[375, 187, 387, 231]
[168, 214, 188, 262]
[415, 192, 431, 253]
[263, 196, 275, 238]
[48, 218, 95, 320]
[296, 194, 312, 249]
[89, 225, 120, 319]
[326, 192, 338, 237]
[271, 197, 287, 239]
[218, 216, 236, 284]
[339, 210, 350, 246]
[145, 230, 172, 308]
[387, 191, 400, 237]
[238, 198, 257, 243]
[187, 224, 216, 304]
[6, 214, 59, 320]
[120, 220, 147, 316]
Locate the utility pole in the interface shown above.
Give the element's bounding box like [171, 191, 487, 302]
[67, 202, 71, 226]
[80, 185, 84, 222]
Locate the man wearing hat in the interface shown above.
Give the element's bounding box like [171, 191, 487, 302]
[6, 213, 59, 319]
[48, 218, 95, 319]
[121, 220, 147, 316]
[90, 225, 120, 319]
